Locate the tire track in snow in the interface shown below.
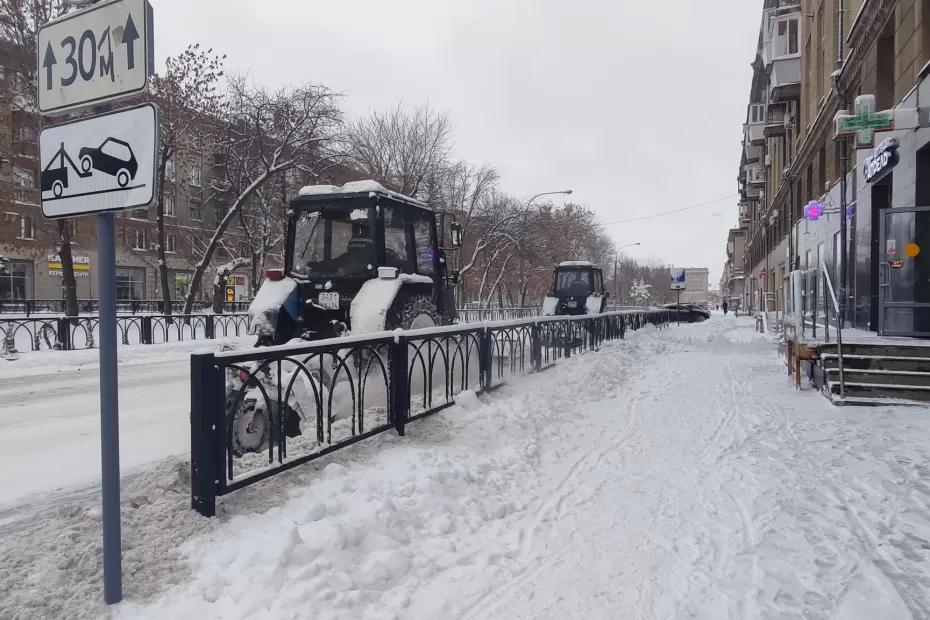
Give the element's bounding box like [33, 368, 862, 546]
[462, 356, 645, 620]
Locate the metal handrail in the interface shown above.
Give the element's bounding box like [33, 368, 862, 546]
[820, 261, 845, 399]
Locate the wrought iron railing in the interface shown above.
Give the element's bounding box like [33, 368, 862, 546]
[190, 309, 671, 516]
[0, 313, 251, 355]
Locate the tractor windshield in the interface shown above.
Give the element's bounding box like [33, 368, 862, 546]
[292, 205, 376, 278]
[555, 269, 593, 296]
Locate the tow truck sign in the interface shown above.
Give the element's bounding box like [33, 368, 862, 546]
[39, 103, 157, 218]
[38, 0, 154, 114]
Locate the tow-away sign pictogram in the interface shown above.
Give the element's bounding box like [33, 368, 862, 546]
[37, 0, 154, 114]
[39, 103, 157, 218]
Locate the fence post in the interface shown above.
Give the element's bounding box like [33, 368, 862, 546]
[479, 327, 493, 388]
[57, 317, 72, 350]
[563, 322, 572, 359]
[190, 352, 221, 517]
[141, 316, 153, 345]
[205, 315, 216, 340]
[530, 324, 542, 372]
[388, 334, 408, 436]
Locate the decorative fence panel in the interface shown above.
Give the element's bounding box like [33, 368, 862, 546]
[0, 313, 251, 356]
[190, 309, 671, 516]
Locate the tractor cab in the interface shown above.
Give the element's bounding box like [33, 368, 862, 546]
[541, 261, 607, 316]
[248, 180, 462, 345]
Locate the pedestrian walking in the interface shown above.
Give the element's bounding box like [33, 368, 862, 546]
[722, 301, 729, 315]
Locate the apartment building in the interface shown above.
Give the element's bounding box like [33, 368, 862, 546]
[734, 0, 930, 337]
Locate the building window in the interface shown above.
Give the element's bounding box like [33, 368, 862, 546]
[190, 164, 202, 187]
[13, 167, 34, 188]
[131, 208, 148, 220]
[164, 195, 175, 217]
[18, 215, 35, 240]
[0, 260, 34, 300]
[772, 17, 799, 57]
[166, 233, 176, 253]
[749, 103, 765, 124]
[134, 228, 147, 250]
[115, 267, 145, 300]
[165, 159, 175, 181]
[190, 202, 202, 221]
[15, 126, 35, 143]
[173, 272, 190, 298]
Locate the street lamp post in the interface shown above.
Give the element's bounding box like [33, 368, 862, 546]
[526, 189, 572, 207]
[613, 242, 642, 302]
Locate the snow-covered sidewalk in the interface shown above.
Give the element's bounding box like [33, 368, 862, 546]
[2, 316, 929, 619]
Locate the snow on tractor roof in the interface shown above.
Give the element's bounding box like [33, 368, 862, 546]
[298, 180, 429, 208]
[557, 260, 595, 268]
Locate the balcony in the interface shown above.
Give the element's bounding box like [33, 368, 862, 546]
[744, 122, 765, 147]
[769, 56, 801, 102]
[746, 164, 766, 186]
[764, 103, 787, 137]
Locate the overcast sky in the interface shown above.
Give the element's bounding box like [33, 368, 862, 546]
[152, 0, 762, 285]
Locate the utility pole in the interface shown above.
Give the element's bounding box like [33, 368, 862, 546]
[835, 0, 849, 327]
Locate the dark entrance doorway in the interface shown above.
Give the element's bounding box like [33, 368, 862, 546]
[870, 173, 892, 330]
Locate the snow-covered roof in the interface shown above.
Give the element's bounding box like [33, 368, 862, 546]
[298, 180, 429, 208]
[557, 260, 595, 268]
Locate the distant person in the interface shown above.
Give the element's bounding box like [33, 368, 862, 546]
[722, 301, 729, 315]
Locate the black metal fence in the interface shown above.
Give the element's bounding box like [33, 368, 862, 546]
[0, 313, 251, 355]
[190, 309, 671, 516]
[0, 298, 251, 316]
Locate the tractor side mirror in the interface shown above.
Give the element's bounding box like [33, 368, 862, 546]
[450, 223, 463, 248]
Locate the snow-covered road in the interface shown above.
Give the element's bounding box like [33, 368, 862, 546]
[0, 337, 252, 507]
[3, 317, 930, 619]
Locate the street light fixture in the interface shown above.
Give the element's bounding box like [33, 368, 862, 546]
[527, 189, 573, 206]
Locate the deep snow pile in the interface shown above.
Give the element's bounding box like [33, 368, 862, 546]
[2, 316, 930, 619]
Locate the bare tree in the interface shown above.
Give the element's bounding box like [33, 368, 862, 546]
[181, 77, 342, 314]
[148, 44, 225, 314]
[345, 103, 451, 198]
[0, 1, 81, 314]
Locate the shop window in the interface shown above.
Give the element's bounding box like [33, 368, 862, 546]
[115, 267, 146, 300]
[0, 260, 34, 300]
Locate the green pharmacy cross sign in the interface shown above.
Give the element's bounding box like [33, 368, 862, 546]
[834, 94, 918, 149]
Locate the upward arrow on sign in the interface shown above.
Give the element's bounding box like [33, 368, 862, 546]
[42, 42, 56, 91]
[121, 14, 140, 70]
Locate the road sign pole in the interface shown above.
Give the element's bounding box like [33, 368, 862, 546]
[677, 289, 681, 326]
[96, 210, 122, 604]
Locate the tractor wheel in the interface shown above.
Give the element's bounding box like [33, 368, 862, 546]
[386, 294, 441, 331]
[230, 400, 270, 456]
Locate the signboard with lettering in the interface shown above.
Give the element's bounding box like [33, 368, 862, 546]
[863, 137, 900, 184]
[669, 267, 686, 291]
[37, 0, 154, 114]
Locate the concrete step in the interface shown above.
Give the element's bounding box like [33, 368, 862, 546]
[828, 381, 930, 402]
[826, 368, 930, 387]
[819, 343, 930, 358]
[821, 354, 930, 372]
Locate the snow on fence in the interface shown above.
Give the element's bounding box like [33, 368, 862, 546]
[0, 313, 251, 355]
[190, 309, 672, 517]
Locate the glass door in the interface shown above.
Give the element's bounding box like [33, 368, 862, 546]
[879, 207, 930, 336]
